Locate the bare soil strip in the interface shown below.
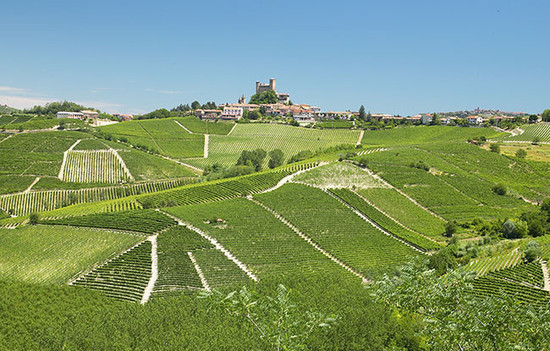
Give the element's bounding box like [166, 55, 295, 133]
[542, 260, 550, 292]
[58, 139, 82, 180]
[188, 251, 210, 291]
[141, 234, 158, 304]
[159, 211, 259, 282]
[227, 123, 237, 135]
[259, 162, 325, 194]
[23, 177, 40, 193]
[204, 134, 209, 158]
[248, 197, 369, 283]
[356, 130, 364, 147]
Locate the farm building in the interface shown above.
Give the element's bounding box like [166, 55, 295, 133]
[81, 110, 100, 119]
[56, 111, 85, 119]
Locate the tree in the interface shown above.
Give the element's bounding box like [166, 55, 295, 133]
[358, 105, 366, 121]
[489, 143, 500, 153]
[524, 241, 541, 262]
[528, 114, 538, 123]
[236, 149, 267, 171]
[431, 113, 441, 125]
[249, 90, 277, 105]
[369, 257, 550, 350]
[191, 101, 201, 110]
[198, 285, 336, 351]
[492, 183, 507, 195]
[502, 219, 528, 239]
[428, 248, 457, 275]
[29, 213, 39, 225]
[515, 148, 527, 158]
[542, 109, 550, 122]
[444, 221, 458, 237]
[268, 149, 284, 169]
[533, 136, 541, 145]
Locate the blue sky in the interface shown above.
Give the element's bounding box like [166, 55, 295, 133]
[1, 0, 549, 115]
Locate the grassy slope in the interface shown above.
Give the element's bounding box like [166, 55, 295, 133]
[292, 162, 387, 189]
[175, 116, 234, 134]
[0, 225, 142, 284]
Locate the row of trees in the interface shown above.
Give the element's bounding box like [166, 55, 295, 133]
[24, 101, 97, 116]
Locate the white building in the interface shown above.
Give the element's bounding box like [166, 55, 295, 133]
[56, 111, 84, 119]
[81, 110, 99, 119]
[220, 106, 243, 120]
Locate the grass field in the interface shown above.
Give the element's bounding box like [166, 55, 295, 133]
[292, 162, 387, 189]
[174, 116, 234, 134]
[0, 225, 142, 284]
[117, 149, 199, 179]
[186, 123, 360, 168]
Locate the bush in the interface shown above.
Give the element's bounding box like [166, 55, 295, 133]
[515, 148, 527, 159]
[489, 143, 500, 153]
[492, 183, 507, 196]
[444, 221, 458, 237]
[532, 136, 541, 145]
[29, 213, 39, 225]
[502, 219, 528, 239]
[524, 241, 541, 262]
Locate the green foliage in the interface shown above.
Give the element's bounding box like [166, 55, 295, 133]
[524, 241, 541, 262]
[409, 160, 430, 171]
[491, 183, 507, 195]
[42, 209, 176, 234]
[137, 108, 172, 119]
[358, 105, 366, 121]
[24, 101, 94, 116]
[268, 149, 284, 169]
[28, 213, 39, 225]
[249, 90, 277, 104]
[502, 219, 528, 239]
[199, 284, 337, 350]
[489, 143, 500, 153]
[444, 220, 458, 237]
[236, 149, 267, 171]
[515, 148, 527, 158]
[542, 109, 550, 122]
[288, 150, 313, 164]
[370, 257, 550, 350]
[428, 248, 457, 275]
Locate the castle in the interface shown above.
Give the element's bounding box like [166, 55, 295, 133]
[254, 78, 290, 104]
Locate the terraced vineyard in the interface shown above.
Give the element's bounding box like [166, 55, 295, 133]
[497, 123, 550, 142]
[138, 162, 318, 208]
[60, 149, 133, 183]
[464, 250, 523, 276]
[255, 183, 419, 279]
[484, 261, 545, 288]
[43, 209, 176, 233]
[329, 188, 443, 251]
[191, 248, 250, 288]
[0, 225, 141, 284]
[166, 198, 347, 278]
[0, 178, 195, 216]
[72, 240, 152, 302]
[185, 123, 360, 168]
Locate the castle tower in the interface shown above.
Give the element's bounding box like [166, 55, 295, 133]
[256, 81, 260, 94]
[238, 94, 246, 104]
[269, 78, 276, 91]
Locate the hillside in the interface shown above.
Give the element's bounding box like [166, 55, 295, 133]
[1, 121, 549, 349]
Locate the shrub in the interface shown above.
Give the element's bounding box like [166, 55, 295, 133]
[444, 221, 458, 237]
[515, 148, 527, 159]
[502, 219, 528, 239]
[492, 183, 507, 196]
[29, 213, 39, 225]
[532, 136, 541, 145]
[489, 143, 500, 153]
[524, 241, 541, 262]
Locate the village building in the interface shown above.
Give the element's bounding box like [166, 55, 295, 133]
[466, 115, 484, 125]
[112, 113, 133, 121]
[220, 106, 243, 120]
[81, 110, 100, 119]
[56, 111, 85, 119]
[195, 109, 222, 120]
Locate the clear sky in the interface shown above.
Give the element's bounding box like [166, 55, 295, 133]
[1, 0, 549, 115]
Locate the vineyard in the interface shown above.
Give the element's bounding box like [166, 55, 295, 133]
[329, 188, 443, 251]
[71, 240, 152, 302]
[184, 123, 360, 168]
[496, 123, 550, 143]
[0, 178, 195, 216]
[42, 209, 176, 233]
[0, 225, 141, 284]
[165, 198, 346, 278]
[60, 149, 133, 183]
[464, 250, 523, 276]
[254, 183, 419, 279]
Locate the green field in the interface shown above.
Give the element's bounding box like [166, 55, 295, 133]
[185, 123, 360, 168]
[292, 162, 387, 189]
[0, 225, 142, 284]
[496, 123, 550, 142]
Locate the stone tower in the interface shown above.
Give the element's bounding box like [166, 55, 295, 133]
[269, 78, 276, 91]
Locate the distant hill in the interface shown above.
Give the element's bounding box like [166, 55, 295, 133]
[0, 104, 20, 114]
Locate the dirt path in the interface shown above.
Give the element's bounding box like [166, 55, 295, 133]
[259, 162, 325, 194]
[174, 120, 194, 134]
[158, 154, 203, 173]
[0, 134, 13, 143]
[140, 234, 158, 304]
[188, 251, 210, 291]
[203, 134, 209, 158]
[109, 148, 135, 181]
[58, 139, 82, 180]
[23, 177, 40, 193]
[248, 197, 369, 283]
[227, 123, 238, 136]
[541, 260, 550, 292]
[160, 211, 259, 282]
[356, 130, 364, 147]
[137, 122, 165, 153]
[356, 148, 387, 156]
